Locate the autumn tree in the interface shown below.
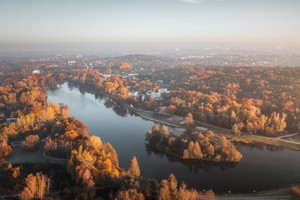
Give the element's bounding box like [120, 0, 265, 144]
[128, 156, 140, 177]
[157, 174, 202, 200]
[232, 122, 244, 136]
[68, 139, 120, 186]
[119, 62, 133, 72]
[167, 105, 176, 114]
[22, 135, 40, 150]
[116, 189, 145, 200]
[0, 139, 12, 160]
[117, 86, 129, 99]
[168, 174, 178, 199]
[185, 113, 194, 127]
[19, 172, 51, 200]
[75, 168, 95, 200]
[290, 187, 300, 197]
[157, 179, 171, 200]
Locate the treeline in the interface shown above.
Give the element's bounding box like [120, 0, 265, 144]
[167, 91, 287, 137]
[55, 66, 299, 137]
[66, 70, 133, 101]
[115, 172, 214, 200]
[146, 125, 242, 162]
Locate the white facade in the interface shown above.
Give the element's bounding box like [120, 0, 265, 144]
[68, 60, 76, 65]
[158, 88, 169, 94]
[32, 69, 41, 74]
[146, 92, 161, 99]
[129, 91, 139, 98]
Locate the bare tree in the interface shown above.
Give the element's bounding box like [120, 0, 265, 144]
[20, 172, 51, 200]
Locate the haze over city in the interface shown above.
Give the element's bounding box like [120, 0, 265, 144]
[1, 0, 300, 54]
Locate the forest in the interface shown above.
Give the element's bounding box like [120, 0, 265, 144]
[144, 66, 299, 136]
[1, 61, 300, 199]
[0, 71, 215, 199]
[49, 66, 299, 138]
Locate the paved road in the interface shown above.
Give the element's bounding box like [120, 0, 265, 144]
[277, 132, 299, 139]
[43, 151, 68, 161]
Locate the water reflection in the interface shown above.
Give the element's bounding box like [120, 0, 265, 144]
[235, 143, 284, 152]
[145, 144, 237, 173]
[68, 82, 130, 118]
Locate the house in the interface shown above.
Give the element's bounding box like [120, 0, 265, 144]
[129, 91, 139, 98]
[32, 69, 41, 74]
[128, 73, 139, 77]
[150, 93, 160, 99]
[101, 74, 112, 79]
[68, 60, 76, 65]
[158, 88, 170, 94]
[146, 92, 161, 100]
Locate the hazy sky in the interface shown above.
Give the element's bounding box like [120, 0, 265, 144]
[1, 0, 300, 45]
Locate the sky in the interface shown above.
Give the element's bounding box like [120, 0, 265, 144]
[0, 0, 300, 46]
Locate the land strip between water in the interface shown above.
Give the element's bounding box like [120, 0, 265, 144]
[132, 107, 300, 151]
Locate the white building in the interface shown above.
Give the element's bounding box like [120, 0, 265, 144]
[129, 91, 139, 98]
[101, 74, 112, 79]
[158, 88, 170, 94]
[68, 61, 76, 65]
[146, 92, 161, 100]
[32, 69, 41, 74]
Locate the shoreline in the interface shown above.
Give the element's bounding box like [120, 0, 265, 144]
[46, 84, 300, 197]
[62, 81, 300, 151]
[132, 107, 300, 151]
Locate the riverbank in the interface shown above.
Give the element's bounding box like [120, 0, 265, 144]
[63, 81, 300, 151]
[132, 107, 300, 151]
[46, 83, 300, 194]
[79, 81, 300, 151]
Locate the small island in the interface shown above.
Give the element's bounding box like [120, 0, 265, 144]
[146, 125, 242, 163]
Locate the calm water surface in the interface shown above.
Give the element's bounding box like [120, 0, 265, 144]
[47, 83, 300, 193]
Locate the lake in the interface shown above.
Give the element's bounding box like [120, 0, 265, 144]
[47, 83, 300, 194]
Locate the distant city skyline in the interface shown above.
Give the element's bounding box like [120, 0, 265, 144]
[1, 0, 300, 47]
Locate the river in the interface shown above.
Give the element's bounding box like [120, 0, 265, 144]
[47, 83, 300, 194]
